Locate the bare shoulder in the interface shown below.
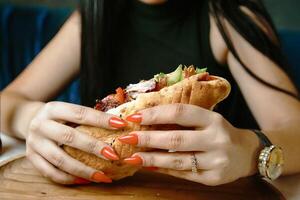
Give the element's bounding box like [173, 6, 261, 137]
[209, 14, 228, 65]
[208, 6, 296, 95]
[208, 5, 299, 128]
[208, 5, 278, 66]
[68, 10, 81, 26]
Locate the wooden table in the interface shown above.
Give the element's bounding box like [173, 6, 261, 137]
[0, 158, 285, 200]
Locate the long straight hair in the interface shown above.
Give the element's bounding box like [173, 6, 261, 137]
[80, 0, 299, 107]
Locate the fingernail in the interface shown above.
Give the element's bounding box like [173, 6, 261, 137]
[109, 117, 127, 128]
[101, 146, 119, 161]
[118, 134, 138, 145]
[74, 178, 91, 184]
[123, 155, 143, 166]
[126, 113, 142, 123]
[91, 172, 112, 183]
[144, 167, 159, 171]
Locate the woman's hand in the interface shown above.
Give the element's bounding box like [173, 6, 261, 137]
[119, 103, 261, 186]
[26, 101, 127, 185]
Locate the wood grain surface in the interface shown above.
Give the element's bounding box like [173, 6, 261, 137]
[0, 158, 285, 200]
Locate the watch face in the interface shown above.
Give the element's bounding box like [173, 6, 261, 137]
[267, 147, 284, 180]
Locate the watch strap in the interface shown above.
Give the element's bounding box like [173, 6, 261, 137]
[251, 129, 272, 147]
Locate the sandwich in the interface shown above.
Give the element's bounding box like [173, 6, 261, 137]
[63, 65, 231, 180]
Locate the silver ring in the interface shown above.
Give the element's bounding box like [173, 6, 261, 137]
[191, 152, 198, 173]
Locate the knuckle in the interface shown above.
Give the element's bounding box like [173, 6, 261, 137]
[168, 132, 184, 150]
[140, 134, 151, 147]
[216, 134, 232, 148]
[44, 101, 58, 115]
[211, 112, 224, 125]
[95, 112, 105, 126]
[171, 103, 185, 119]
[61, 128, 76, 145]
[71, 166, 88, 177]
[144, 155, 155, 167]
[171, 158, 184, 170]
[215, 156, 230, 168]
[34, 165, 52, 179]
[50, 154, 65, 168]
[28, 118, 41, 132]
[145, 108, 158, 124]
[74, 106, 87, 122]
[86, 139, 98, 154]
[220, 158, 230, 168]
[41, 170, 51, 179]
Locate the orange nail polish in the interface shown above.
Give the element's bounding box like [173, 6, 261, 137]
[109, 117, 127, 128]
[144, 167, 159, 171]
[126, 113, 142, 123]
[91, 172, 112, 183]
[74, 178, 91, 184]
[123, 155, 143, 166]
[101, 146, 119, 161]
[118, 134, 138, 145]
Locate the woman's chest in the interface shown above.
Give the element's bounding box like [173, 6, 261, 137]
[111, 8, 228, 87]
[112, 17, 203, 86]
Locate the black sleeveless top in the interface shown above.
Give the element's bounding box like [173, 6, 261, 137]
[110, 0, 259, 129]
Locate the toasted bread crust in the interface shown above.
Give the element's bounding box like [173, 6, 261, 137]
[63, 74, 231, 180]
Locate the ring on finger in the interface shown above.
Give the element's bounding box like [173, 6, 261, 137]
[191, 152, 198, 173]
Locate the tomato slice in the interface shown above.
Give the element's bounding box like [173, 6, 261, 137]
[115, 87, 125, 104]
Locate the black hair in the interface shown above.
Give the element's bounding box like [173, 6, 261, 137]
[209, 0, 298, 99]
[80, 0, 299, 107]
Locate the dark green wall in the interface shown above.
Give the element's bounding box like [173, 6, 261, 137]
[1, 0, 299, 30]
[264, 0, 300, 30]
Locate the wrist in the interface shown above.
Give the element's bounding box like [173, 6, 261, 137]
[13, 101, 45, 139]
[251, 129, 284, 180]
[239, 129, 262, 177]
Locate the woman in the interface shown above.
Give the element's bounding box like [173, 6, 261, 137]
[1, 0, 300, 185]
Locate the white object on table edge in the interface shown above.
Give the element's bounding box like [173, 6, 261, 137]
[0, 132, 26, 167]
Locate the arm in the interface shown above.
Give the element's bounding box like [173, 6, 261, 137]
[0, 12, 124, 184]
[223, 10, 300, 175]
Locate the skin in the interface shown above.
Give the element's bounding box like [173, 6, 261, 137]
[138, 0, 167, 4]
[125, 104, 259, 185]
[1, 0, 300, 185]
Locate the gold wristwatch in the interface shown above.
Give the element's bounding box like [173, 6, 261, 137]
[252, 130, 284, 180]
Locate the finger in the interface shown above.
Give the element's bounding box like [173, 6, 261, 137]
[36, 120, 119, 161]
[156, 169, 221, 186]
[129, 152, 215, 170]
[44, 102, 127, 129]
[27, 147, 78, 185]
[119, 130, 211, 151]
[30, 137, 112, 183]
[126, 104, 216, 128]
